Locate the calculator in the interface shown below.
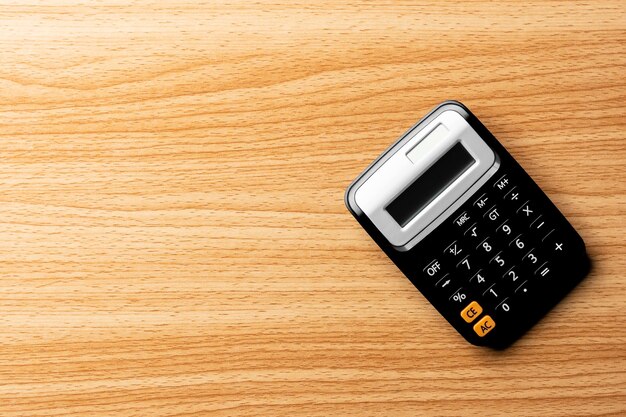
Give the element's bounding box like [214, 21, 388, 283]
[345, 101, 590, 348]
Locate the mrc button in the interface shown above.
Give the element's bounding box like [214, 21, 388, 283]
[453, 211, 471, 227]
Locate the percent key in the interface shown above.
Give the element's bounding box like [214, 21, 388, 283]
[451, 289, 467, 303]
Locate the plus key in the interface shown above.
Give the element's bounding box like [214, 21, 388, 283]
[542, 229, 567, 259]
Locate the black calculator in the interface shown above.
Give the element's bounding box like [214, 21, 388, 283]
[345, 101, 590, 348]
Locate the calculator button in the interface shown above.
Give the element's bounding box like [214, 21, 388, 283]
[515, 280, 529, 293]
[535, 262, 551, 278]
[473, 192, 490, 210]
[496, 219, 515, 238]
[460, 301, 483, 323]
[543, 230, 567, 257]
[522, 248, 541, 266]
[473, 315, 496, 337]
[489, 251, 509, 270]
[464, 222, 482, 240]
[456, 255, 475, 273]
[453, 211, 472, 228]
[530, 215, 548, 233]
[503, 186, 521, 205]
[483, 283, 502, 303]
[514, 280, 532, 301]
[542, 228, 566, 248]
[502, 266, 522, 285]
[423, 259, 443, 278]
[469, 270, 492, 291]
[484, 205, 502, 222]
[444, 240, 464, 258]
[541, 228, 555, 242]
[516, 200, 536, 220]
[435, 273, 454, 290]
[496, 298, 513, 314]
[492, 173, 510, 192]
[449, 287, 469, 305]
[509, 234, 527, 252]
[476, 237, 495, 255]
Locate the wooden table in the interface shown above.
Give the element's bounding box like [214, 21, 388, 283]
[1, 2, 625, 416]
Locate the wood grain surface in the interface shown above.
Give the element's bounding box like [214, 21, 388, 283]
[0, 1, 625, 416]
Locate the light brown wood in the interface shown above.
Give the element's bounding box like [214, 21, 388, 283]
[0, 1, 624, 416]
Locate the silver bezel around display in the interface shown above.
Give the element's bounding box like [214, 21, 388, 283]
[354, 110, 499, 251]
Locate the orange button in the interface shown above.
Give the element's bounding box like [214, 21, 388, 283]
[473, 315, 495, 337]
[460, 301, 483, 323]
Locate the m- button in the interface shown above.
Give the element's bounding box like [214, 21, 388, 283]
[473, 193, 490, 210]
[473, 315, 496, 337]
[460, 301, 483, 323]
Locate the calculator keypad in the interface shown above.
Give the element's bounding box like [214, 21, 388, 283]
[419, 169, 577, 340]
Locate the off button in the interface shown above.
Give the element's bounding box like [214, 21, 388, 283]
[423, 259, 443, 279]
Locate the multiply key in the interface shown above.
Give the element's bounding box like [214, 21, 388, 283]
[517, 200, 536, 220]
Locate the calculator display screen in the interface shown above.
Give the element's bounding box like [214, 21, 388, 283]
[386, 142, 476, 227]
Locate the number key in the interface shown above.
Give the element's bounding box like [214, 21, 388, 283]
[483, 283, 503, 304]
[476, 237, 494, 255]
[469, 269, 491, 291]
[523, 248, 540, 266]
[457, 255, 475, 273]
[509, 234, 527, 251]
[496, 219, 515, 238]
[502, 265, 522, 284]
[490, 251, 508, 270]
[496, 298, 513, 315]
